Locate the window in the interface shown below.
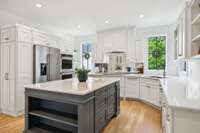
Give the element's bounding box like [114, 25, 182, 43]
[148, 36, 166, 70]
[81, 43, 92, 70]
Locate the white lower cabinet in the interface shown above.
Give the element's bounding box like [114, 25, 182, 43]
[125, 76, 140, 99]
[161, 87, 200, 133]
[140, 83, 151, 102]
[125, 77, 161, 107]
[140, 78, 161, 107]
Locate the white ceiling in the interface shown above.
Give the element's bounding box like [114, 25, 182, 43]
[0, 0, 185, 36]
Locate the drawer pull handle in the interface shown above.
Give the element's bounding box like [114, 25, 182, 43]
[5, 37, 9, 40]
[4, 73, 9, 80]
[167, 114, 170, 121]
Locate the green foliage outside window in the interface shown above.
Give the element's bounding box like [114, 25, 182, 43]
[148, 36, 166, 70]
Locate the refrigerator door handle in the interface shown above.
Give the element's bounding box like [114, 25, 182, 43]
[47, 53, 51, 81]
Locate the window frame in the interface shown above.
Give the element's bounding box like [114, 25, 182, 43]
[80, 41, 93, 70]
[146, 35, 167, 72]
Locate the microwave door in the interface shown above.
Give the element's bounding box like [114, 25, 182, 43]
[33, 45, 49, 83]
[49, 48, 61, 81]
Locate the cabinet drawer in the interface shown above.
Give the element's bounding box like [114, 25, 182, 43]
[1, 28, 16, 43]
[95, 88, 106, 96]
[141, 78, 160, 86]
[108, 87, 115, 96]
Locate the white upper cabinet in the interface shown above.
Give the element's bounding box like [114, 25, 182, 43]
[174, 5, 190, 60]
[190, 0, 200, 58]
[32, 29, 73, 52]
[95, 33, 104, 62]
[17, 26, 32, 43]
[96, 28, 133, 62]
[59, 39, 74, 54]
[102, 31, 113, 51]
[112, 29, 127, 52]
[32, 30, 49, 46]
[175, 0, 200, 59]
[32, 30, 58, 48]
[1, 24, 32, 43]
[1, 28, 16, 43]
[135, 40, 144, 62]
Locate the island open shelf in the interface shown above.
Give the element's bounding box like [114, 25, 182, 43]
[24, 78, 120, 133]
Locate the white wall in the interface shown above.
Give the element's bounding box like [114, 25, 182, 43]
[74, 25, 179, 75]
[0, 10, 74, 41]
[136, 25, 178, 75]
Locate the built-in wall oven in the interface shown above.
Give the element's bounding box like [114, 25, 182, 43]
[61, 54, 73, 79]
[61, 54, 73, 72]
[61, 72, 74, 79]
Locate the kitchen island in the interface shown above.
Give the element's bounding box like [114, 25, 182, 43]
[24, 78, 120, 133]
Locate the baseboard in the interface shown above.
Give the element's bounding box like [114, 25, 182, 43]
[1, 109, 24, 117]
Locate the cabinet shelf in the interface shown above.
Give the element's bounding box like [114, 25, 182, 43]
[192, 34, 200, 42]
[192, 54, 200, 59]
[29, 108, 78, 128]
[29, 123, 73, 133]
[192, 13, 200, 24]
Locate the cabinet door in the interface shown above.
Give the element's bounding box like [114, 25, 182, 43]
[120, 76, 125, 98]
[102, 31, 113, 52]
[95, 88, 107, 133]
[140, 85, 151, 102]
[17, 28, 32, 43]
[135, 41, 144, 62]
[96, 34, 103, 62]
[151, 86, 160, 106]
[107, 85, 116, 120]
[112, 29, 127, 51]
[0, 43, 15, 112]
[125, 77, 140, 99]
[177, 11, 186, 59]
[32, 31, 49, 46]
[1, 28, 16, 43]
[16, 43, 33, 111]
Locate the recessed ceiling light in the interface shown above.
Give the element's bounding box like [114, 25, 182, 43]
[78, 25, 81, 29]
[139, 14, 144, 19]
[35, 3, 42, 8]
[105, 20, 110, 24]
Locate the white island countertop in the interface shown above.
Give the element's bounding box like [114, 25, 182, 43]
[25, 77, 120, 96]
[160, 77, 200, 111]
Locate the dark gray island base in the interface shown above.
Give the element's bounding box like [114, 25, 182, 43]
[24, 80, 120, 133]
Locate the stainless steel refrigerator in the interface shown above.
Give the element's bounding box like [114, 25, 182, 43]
[33, 45, 61, 83]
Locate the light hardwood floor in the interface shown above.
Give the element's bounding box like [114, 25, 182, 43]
[0, 101, 162, 133]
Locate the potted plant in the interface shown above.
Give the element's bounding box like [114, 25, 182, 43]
[75, 68, 90, 82]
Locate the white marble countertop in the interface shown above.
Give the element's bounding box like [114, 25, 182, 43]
[89, 72, 171, 80]
[160, 77, 200, 111]
[88, 71, 139, 76]
[25, 77, 120, 96]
